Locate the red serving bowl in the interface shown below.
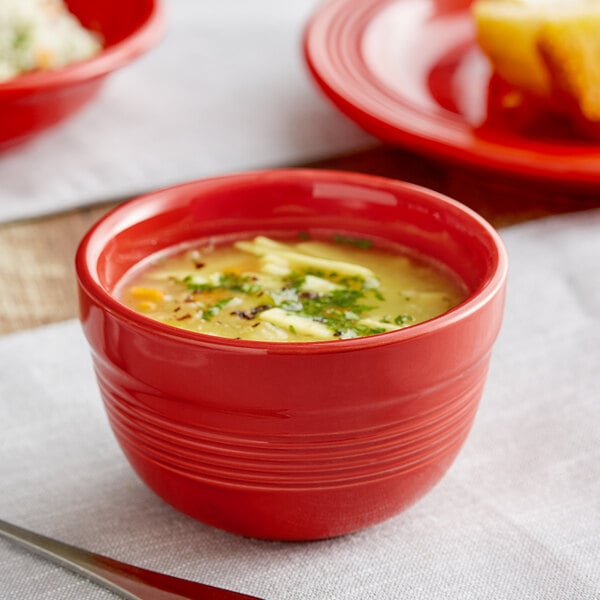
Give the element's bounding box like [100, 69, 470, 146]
[0, 0, 164, 150]
[76, 169, 508, 541]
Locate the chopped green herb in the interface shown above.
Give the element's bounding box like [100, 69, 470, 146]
[122, 234, 466, 342]
[183, 273, 260, 294]
[198, 297, 235, 321]
[394, 314, 414, 326]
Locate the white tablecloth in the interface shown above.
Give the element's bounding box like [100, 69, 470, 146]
[1, 209, 599, 599]
[0, 0, 374, 223]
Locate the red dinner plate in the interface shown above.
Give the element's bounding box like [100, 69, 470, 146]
[304, 0, 600, 186]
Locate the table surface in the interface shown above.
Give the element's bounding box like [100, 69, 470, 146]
[2, 144, 599, 335]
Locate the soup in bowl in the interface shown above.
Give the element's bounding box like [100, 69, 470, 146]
[118, 232, 468, 342]
[76, 169, 508, 541]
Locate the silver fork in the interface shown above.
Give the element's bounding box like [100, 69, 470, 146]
[0, 518, 264, 599]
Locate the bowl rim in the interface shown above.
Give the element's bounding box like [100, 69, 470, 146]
[0, 0, 166, 95]
[76, 168, 508, 355]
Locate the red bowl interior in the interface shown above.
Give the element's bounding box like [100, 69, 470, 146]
[0, 0, 165, 148]
[82, 169, 501, 320]
[76, 169, 508, 540]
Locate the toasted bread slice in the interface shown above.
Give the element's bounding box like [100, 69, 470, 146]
[473, 0, 600, 122]
[473, 0, 551, 96]
[538, 17, 600, 120]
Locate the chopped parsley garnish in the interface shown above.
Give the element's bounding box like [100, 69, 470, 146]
[394, 314, 415, 326]
[183, 273, 260, 295]
[172, 241, 419, 339]
[199, 297, 234, 321]
[180, 266, 392, 337]
[276, 272, 384, 336]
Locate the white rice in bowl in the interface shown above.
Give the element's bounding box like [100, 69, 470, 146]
[0, 0, 101, 82]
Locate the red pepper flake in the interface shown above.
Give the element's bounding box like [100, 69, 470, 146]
[175, 313, 192, 321]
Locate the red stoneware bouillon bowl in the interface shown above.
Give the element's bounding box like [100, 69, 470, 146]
[76, 169, 508, 541]
[0, 0, 164, 150]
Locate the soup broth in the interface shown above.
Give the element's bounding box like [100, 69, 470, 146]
[118, 233, 467, 342]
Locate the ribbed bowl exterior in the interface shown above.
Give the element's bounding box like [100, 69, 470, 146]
[80, 280, 502, 540]
[76, 169, 508, 540]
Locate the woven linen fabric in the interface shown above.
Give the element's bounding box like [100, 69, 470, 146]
[1, 209, 599, 599]
[0, 0, 373, 223]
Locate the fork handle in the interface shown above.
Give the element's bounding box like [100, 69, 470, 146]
[0, 518, 263, 600]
